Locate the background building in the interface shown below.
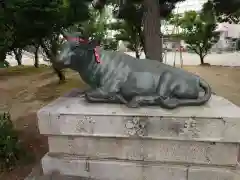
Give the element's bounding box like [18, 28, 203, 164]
[163, 0, 240, 52]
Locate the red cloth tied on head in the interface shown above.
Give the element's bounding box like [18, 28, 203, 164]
[94, 46, 101, 64]
[67, 37, 89, 43]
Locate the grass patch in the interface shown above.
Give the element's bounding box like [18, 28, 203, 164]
[0, 65, 51, 78]
[32, 77, 87, 103]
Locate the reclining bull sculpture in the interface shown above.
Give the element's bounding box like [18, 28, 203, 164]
[57, 33, 212, 109]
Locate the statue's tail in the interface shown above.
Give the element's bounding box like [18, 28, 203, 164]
[160, 78, 212, 109]
[196, 78, 212, 105]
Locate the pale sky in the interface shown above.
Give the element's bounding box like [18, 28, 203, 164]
[174, 0, 208, 14]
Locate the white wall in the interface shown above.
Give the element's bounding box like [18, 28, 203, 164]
[216, 23, 240, 39]
[125, 51, 240, 66]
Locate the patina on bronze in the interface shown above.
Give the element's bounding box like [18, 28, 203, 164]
[57, 32, 212, 109]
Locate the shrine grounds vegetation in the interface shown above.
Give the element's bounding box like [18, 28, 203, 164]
[0, 112, 33, 171]
[0, 112, 23, 170]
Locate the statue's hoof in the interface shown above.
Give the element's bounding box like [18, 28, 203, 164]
[85, 93, 94, 102]
[108, 96, 117, 101]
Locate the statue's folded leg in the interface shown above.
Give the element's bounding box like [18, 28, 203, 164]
[127, 95, 164, 108]
[127, 95, 181, 109]
[155, 97, 179, 109]
[85, 88, 128, 104]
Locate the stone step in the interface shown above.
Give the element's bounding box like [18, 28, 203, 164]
[42, 153, 240, 180]
[37, 90, 240, 143]
[48, 136, 239, 166]
[42, 153, 188, 180]
[24, 164, 101, 180]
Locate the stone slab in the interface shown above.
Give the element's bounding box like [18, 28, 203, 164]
[37, 89, 240, 142]
[48, 136, 239, 166]
[38, 89, 240, 118]
[42, 153, 188, 180]
[188, 167, 240, 180]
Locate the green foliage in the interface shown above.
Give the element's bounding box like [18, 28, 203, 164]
[0, 112, 24, 170]
[69, 7, 109, 43]
[112, 0, 185, 19]
[170, 10, 219, 64]
[94, 0, 186, 61]
[0, 61, 10, 68]
[203, 0, 240, 24]
[110, 0, 186, 40]
[102, 38, 118, 51]
[109, 1, 144, 56]
[2, 0, 94, 80]
[14, 0, 91, 41]
[67, 6, 119, 51]
[0, 0, 92, 63]
[109, 19, 143, 58]
[0, 2, 14, 59]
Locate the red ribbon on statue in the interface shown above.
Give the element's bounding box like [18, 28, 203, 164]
[94, 46, 101, 64]
[67, 37, 88, 43]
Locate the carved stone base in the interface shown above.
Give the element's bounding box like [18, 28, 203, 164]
[41, 153, 240, 180]
[36, 89, 240, 180]
[47, 136, 238, 166]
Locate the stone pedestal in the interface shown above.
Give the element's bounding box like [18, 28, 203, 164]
[37, 89, 240, 180]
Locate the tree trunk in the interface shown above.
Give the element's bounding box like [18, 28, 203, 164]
[51, 56, 66, 83]
[34, 45, 40, 68]
[142, 0, 162, 61]
[200, 55, 205, 65]
[135, 50, 140, 59]
[52, 65, 66, 82]
[51, 55, 65, 83]
[41, 40, 66, 83]
[13, 49, 22, 66]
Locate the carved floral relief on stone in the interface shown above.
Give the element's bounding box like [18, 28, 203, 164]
[180, 117, 200, 138]
[124, 116, 148, 137]
[75, 116, 96, 134]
